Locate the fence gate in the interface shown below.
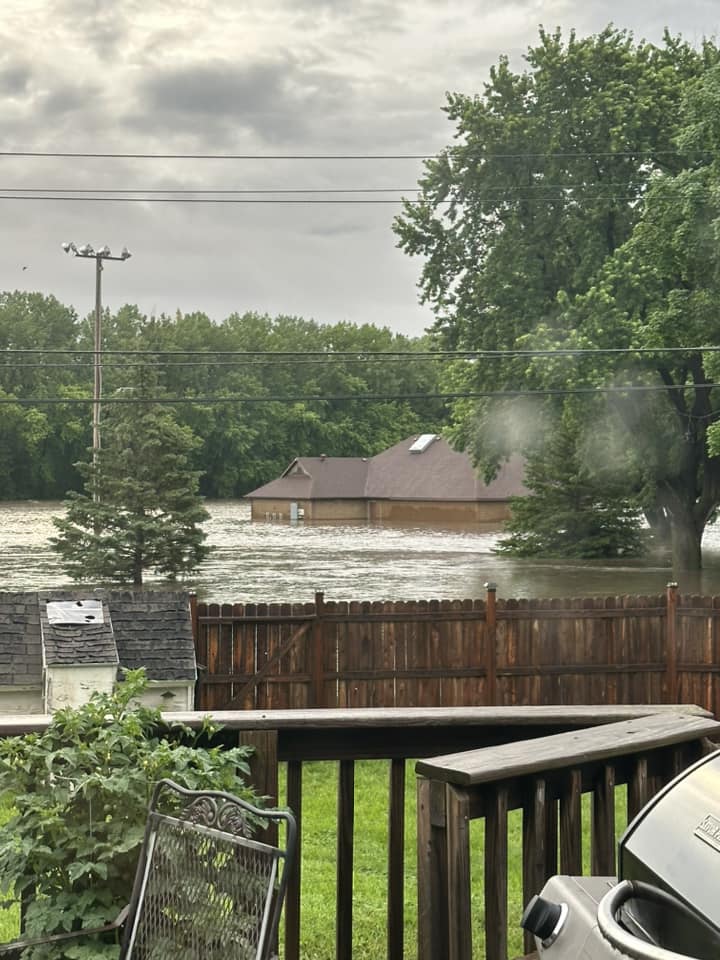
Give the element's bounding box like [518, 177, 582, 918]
[193, 601, 317, 710]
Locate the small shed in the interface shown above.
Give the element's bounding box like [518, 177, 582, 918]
[0, 590, 197, 715]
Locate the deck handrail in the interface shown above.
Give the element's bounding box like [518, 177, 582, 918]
[0, 705, 715, 960]
[416, 712, 720, 960]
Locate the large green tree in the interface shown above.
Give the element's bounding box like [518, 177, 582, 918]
[395, 26, 720, 567]
[545, 61, 720, 568]
[51, 388, 209, 585]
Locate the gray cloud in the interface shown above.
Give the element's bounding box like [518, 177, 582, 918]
[48, 0, 133, 60]
[0, 61, 31, 97]
[40, 85, 88, 118]
[127, 57, 355, 144]
[308, 220, 371, 237]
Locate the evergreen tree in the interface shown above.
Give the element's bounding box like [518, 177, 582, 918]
[51, 391, 209, 585]
[497, 411, 646, 558]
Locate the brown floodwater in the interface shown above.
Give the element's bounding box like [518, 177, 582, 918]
[3, 500, 720, 602]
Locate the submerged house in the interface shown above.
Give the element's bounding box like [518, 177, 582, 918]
[0, 590, 197, 715]
[245, 434, 527, 525]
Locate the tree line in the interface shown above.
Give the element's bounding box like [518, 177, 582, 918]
[0, 292, 450, 500]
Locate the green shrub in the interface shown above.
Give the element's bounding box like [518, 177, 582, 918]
[0, 669, 257, 959]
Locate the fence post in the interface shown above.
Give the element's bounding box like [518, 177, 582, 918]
[485, 582, 498, 706]
[312, 591, 326, 707]
[666, 581, 679, 703]
[189, 591, 198, 644]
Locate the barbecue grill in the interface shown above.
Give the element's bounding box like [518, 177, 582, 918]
[521, 749, 720, 960]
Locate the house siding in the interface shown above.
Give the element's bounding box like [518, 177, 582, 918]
[45, 664, 117, 712]
[252, 497, 511, 524]
[251, 498, 368, 522]
[368, 499, 511, 524]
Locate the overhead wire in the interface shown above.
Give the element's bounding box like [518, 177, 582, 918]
[0, 149, 710, 160]
[1, 346, 719, 359]
[1, 384, 720, 406]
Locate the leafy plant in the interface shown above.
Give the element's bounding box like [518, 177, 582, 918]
[0, 670, 257, 959]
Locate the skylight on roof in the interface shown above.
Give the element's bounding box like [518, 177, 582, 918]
[409, 434, 438, 453]
[47, 600, 104, 625]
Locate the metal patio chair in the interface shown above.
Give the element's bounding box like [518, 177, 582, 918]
[0, 779, 297, 960]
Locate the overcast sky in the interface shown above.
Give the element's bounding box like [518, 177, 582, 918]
[2, 1, 719, 338]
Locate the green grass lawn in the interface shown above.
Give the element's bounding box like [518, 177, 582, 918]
[282, 760, 629, 960]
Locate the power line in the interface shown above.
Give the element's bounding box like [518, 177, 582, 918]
[0, 151, 431, 160]
[0, 192, 706, 205]
[0, 195, 411, 204]
[0, 149, 707, 161]
[0, 187, 421, 195]
[2, 384, 719, 405]
[2, 346, 719, 359]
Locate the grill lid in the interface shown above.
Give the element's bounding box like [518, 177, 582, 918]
[619, 750, 720, 936]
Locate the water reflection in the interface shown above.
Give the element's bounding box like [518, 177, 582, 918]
[2, 500, 720, 601]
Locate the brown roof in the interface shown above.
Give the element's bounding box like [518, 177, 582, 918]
[245, 436, 526, 502]
[366, 436, 526, 501]
[246, 456, 370, 500]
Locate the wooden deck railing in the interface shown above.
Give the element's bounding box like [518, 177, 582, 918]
[0, 705, 715, 960]
[415, 712, 720, 960]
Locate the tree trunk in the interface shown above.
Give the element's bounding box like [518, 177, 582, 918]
[670, 518, 702, 570]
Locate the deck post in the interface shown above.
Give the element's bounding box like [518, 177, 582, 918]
[666, 582, 679, 703]
[485, 582, 498, 706]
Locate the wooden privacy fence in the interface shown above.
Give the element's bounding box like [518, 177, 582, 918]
[192, 583, 720, 714]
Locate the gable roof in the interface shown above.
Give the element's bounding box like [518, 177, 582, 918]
[247, 456, 370, 501]
[0, 590, 196, 687]
[245, 435, 526, 503]
[366, 436, 526, 501]
[40, 597, 118, 667]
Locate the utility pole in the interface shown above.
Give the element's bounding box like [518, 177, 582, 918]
[62, 242, 131, 463]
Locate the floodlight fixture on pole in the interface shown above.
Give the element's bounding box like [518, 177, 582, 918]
[61, 242, 132, 465]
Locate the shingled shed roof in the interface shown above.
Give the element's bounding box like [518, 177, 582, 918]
[39, 597, 118, 667]
[0, 590, 196, 686]
[109, 591, 196, 682]
[0, 593, 42, 687]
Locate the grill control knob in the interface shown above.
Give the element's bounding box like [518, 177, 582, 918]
[521, 895, 568, 947]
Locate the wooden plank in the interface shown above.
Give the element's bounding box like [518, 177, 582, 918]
[522, 778, 547, 956]
[387, 759, 405, 960]
[417, 777, 447, 960]
[336, 759, 355, 960]
[591, 764, 616, 876]
[220, 622, 312, 710]
[486, 585, 498, 706]
[447, 784, 472, 960]
[416, 713, 720, 786]
[311, 592, 325, 707]
[285, 760, 302, 960]
[236, 729, 278, 846]
[559, 769, 582, 874]
[628, 754, 649, 820]
[0, 704, 710, 739]
[485, 784, 509, 960]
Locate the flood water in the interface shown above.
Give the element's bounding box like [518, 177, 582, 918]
[4, 500, 720, 602]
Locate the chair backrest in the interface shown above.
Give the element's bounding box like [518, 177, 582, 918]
[121, 779, 296, 960]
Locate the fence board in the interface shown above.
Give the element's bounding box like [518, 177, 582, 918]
[194, 586, 720, 714]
